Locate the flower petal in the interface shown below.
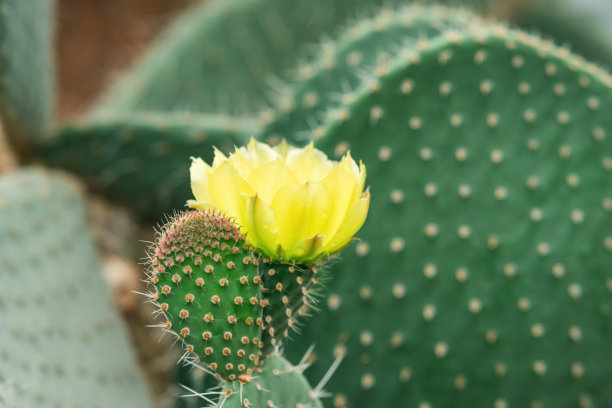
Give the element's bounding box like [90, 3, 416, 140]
[190, 157, 212, 202]
[208, 161, 254, 226]
[273, 139, 291, 160]
[320, 189, 370, 255]
[242, 194, 279, 258]
[239, 137, 280, 167]
[285, 141, 334, 183]
[271, 180, 332, 259]
[186, 199, 216, 211]
[212, 147, 227, 169]
[247, 158, 298, 203]
[228, 148, 255, 179]
[320, 161, 358, 245]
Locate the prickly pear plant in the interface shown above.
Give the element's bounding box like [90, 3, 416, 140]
[256, 8, 612, 408]
[0, 169, 152, 407]
[146, 136, 370, 406]
[0, 0, 53, 152]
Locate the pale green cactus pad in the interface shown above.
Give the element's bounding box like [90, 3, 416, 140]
[0, 169, 152, 407]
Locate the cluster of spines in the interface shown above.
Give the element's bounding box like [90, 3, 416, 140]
[146, 210, 266, 382]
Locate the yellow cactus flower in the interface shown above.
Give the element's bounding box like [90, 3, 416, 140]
[188, 138, 369, 263]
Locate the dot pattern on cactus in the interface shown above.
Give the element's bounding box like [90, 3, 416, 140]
[262, 4, 485, 144]
[273, 17, 612, 408]
[148, 210, 264, 382]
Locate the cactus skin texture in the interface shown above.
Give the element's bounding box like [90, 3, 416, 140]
[255, 11, 612, 408]
[262, 4, 484, 143]
[148, 210, 265, 382]
[0, 380, 22, 408]
[39, 113, 254, 220]
[259, 261, 325, 356]
[0, 0, 53, 151]
[0, 169, 151, 407]
[220, 353, 323, 408]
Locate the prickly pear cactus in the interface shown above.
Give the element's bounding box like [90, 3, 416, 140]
[262, 13, 612, 408]
[0, 169, 152, 407]
[147, 210, 265, 381]
[0, 0, 53, 149]
[40, 113, 254, 219]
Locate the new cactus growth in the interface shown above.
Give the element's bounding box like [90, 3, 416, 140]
[147, 210, 264, 382]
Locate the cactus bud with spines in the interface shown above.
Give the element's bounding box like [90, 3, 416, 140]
[147, 210, 265, 382]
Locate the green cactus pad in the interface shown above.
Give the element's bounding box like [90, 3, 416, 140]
[0, 0, 53, 151]
[220, 353, 323, 408]
[275, 20, 612, 408]
[148, 210, 265, 382]
[259, 261, 325, 356]
[39, 112, 255, 219]
[262, 4, 483, 144]
[0, 169, 151, 407]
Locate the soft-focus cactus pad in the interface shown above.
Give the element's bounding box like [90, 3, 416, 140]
[39, 113, 253, 219]
[221, 353, 322, 408]
[148, 210, 264, 382]
[0, 170, 151, 407]
[0, 0, 53, 145]
[279, 23, 612, 408]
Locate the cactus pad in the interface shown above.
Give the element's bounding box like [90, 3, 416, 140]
[272, 19, 612, 408]
[148, 210, 265, 382]
[39, 113, 254, 219]
[0, 169, 151, 407]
